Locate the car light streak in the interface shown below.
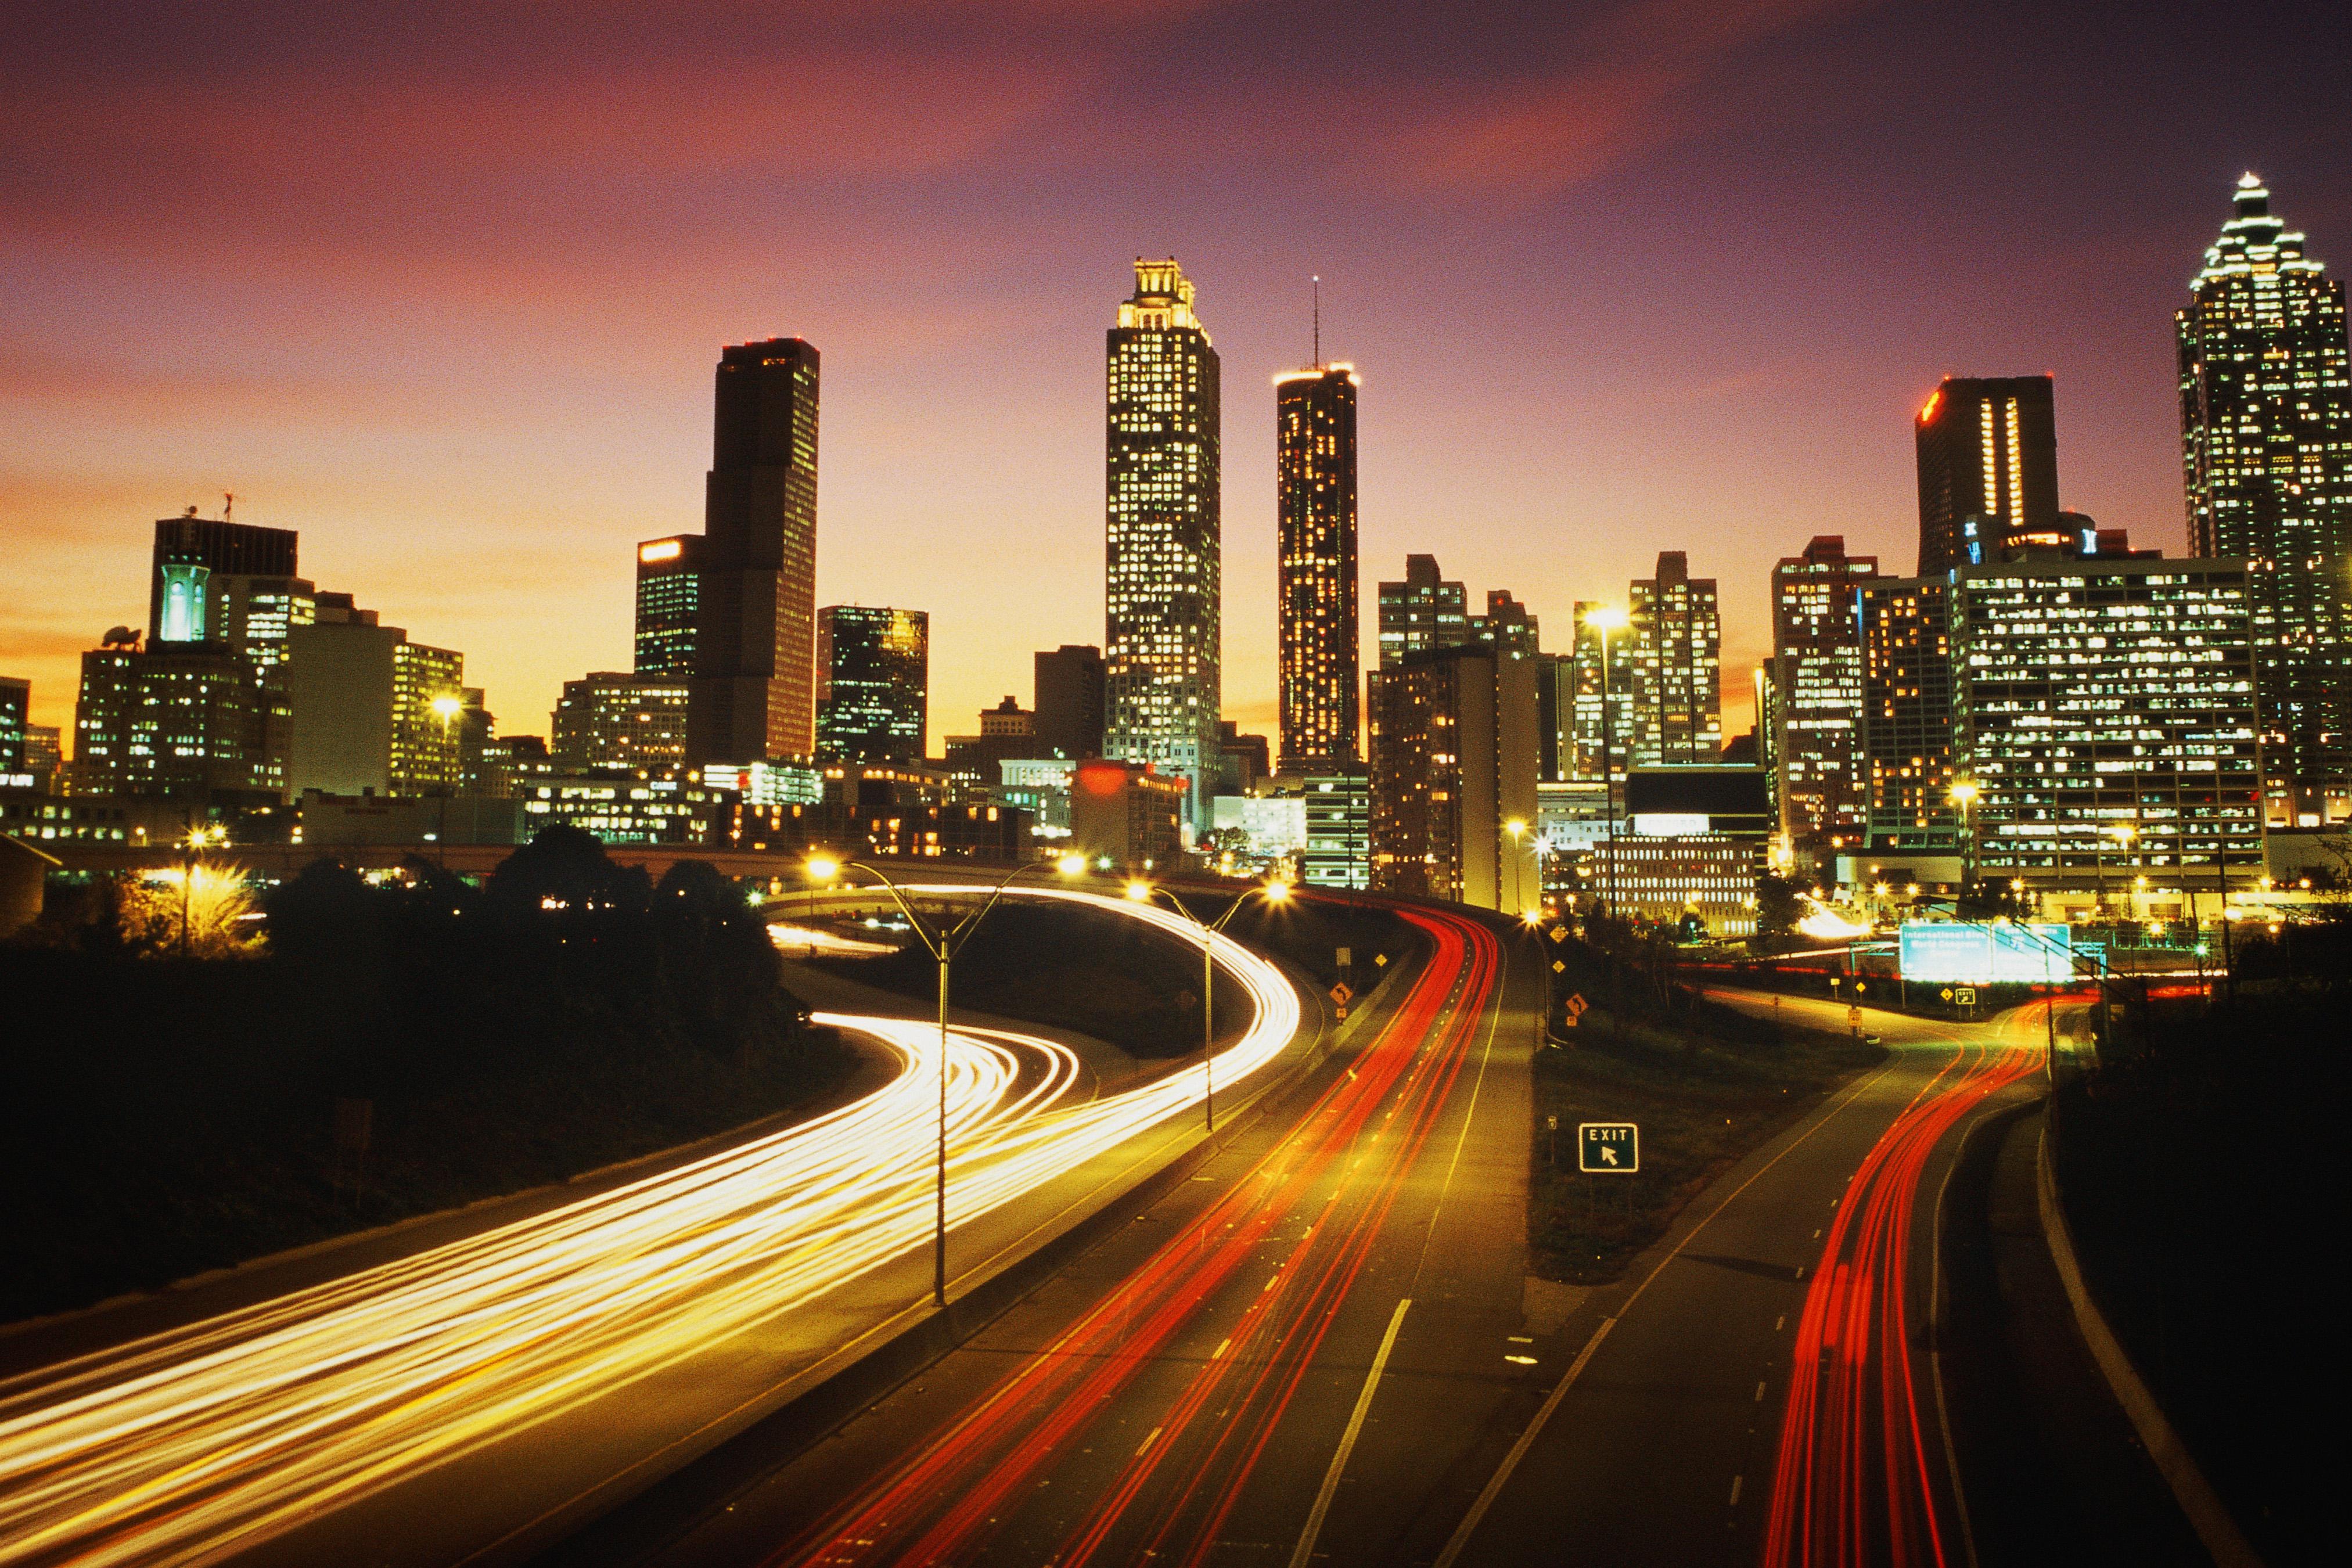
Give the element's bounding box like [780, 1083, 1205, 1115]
[775, 908, 1500, 1568]
[0, 887, 1297, 1568]
[1759, 1035, 2041, 1568]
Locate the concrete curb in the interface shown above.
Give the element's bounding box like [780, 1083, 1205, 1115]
[2035, 1127, 2263, 1568]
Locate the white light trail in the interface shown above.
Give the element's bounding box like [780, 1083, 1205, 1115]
[0, 887, 1299, 1568]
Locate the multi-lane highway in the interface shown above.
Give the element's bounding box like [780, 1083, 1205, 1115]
[0, 887, 1301, 1568]
[556, 901, 1544, 1568]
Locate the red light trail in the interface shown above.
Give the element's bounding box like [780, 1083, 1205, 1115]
[1759, 1028, 2043, 1568]
[772, 907, 1504, 1568]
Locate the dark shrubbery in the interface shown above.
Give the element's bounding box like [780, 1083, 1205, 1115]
[1, 829, 846, 1323]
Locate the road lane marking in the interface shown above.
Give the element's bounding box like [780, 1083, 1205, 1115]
[1137, 1426, 1162, 1456]
[1287, 1297, 1412, 1568]
[1212, 1339, 1230, 1360]
[1754, 1380, 1767, 1402]
[1730, 1475, 1744, 1506]
[1434, 1038, 1904, 1568]
[1775, 1315, 1786, 1332]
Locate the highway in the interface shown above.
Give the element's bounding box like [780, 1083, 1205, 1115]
[553, 902, 1545, 1568]
[1437, 987, 2044, 1568]
[0, 887, 1300, 1568]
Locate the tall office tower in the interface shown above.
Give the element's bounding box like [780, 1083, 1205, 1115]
[1953, 558, 2262, 893]
[1771, 536, 1879, 854]
[73, 644, 280, 803]
[634, 534, 704, 679]
[0, 677, 28, 775]
[816, 605, 929, 765]
[1625, 552, 1722, 767]
[1105, 260, 1221, 821]
[1034, 644, 1106, 760]
[1470, 590, 1540, 655]
[1376, 555, 1468, 668]
[1562, 601, 1621, 781]
[552, 672, 692, 773]
[1366, 645, 1540, 911]
[695, 337, 819, 767]
[1275, 364, 1360, 772]
[2178, 174, 2352, 825]
[148, 512, 299, 642]
[1857, 578, 1956, 852]
[1914, 376, 2062, 573]
[283, 594, 464, 797]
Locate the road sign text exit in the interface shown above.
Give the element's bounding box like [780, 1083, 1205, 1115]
[1577, 1122, 1639, 1174]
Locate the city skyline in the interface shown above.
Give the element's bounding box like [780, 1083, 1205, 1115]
[5, 3, 2349, 758]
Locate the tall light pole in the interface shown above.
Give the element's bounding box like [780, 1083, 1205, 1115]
[429, 693, 463, 865]
[1504, 818, 1539, 919]
[1129, 876, 1291, 1132]
[801, 850, 1086, 1308]
[1948, 779, 1979, 912]
[1585, 606, 1630, 923]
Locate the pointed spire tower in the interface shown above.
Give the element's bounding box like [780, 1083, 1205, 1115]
[1273, 282, 1361, 773]
[2178, 174, 2352, 824]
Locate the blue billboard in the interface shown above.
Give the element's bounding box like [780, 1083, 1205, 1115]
[1898, 921, 2072, 984]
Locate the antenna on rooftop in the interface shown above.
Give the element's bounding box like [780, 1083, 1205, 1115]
[223, 491, 234, 522]
[1312, 275, 1321, 368]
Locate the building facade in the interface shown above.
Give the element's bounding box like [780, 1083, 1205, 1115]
[1275, 364, 1361, 772]
[2177, 175, 2351, 826]
[1033, 644, 1106, 760]
[1367, 645, 1541, 911]
[146, 513, 300, 645]
[1376, 555, 1468, 668]
[0, 677, 26, 778]
[694, 337, 820, 767]
[1625, 551, 1722, 767]
[816, 605, 928, 765]
[633, 534, 703, 680]
[73, 643, 282, 804]
[1069, 757, 1187, 869]
[1858, 577, 1958, 853]
[551, 673, 692, 774]
[1105, 260, 1221, 820]
[1771, 535, 1879, 857]
[284, 595, 462, 797]
[1915, 376, 2062, 574]
[1951, 557, 2263, 893]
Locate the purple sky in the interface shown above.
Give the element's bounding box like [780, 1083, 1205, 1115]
[5, 0, 2347, 752]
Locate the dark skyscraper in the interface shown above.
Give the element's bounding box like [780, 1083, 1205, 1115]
[1772, 535, 1879, 855]
[1105, 260, 1220, 821]
[1376, 555, 1468, 668]
[1034, 644, 1105, 760]
[693, 337, 819, 767]
[633, 534, 703, 679]
[817, 605, 929, 765]
[2179, 174, 2350, 825]
[147, 511, 301, 647]
[1914, 375, 2061, 574]
[1275, 364, 1359, 772]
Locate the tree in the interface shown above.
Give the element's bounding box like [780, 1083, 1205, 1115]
[1753, 874, 1804, 954]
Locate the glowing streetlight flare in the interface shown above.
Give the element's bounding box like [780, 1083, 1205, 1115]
[804, 854, 842, 882]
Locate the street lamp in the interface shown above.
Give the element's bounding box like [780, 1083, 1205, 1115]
[178, 822, 226, 956]
[1128, 876, 1292, 1134]
[798, 851, 1081, 1308]
[1947, 779, 1980, 906]
[1504, 817, 1541, 919]
[2095, 821, 2136, 920]
[1584, 606, 1630, 923]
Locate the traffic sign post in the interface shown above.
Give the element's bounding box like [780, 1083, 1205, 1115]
[1329, 979, 1353, 1020]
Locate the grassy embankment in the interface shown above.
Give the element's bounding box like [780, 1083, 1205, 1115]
[1528, 934, 1883, 1283]
[1, 835, 852, 1325]
[2053, 977, 2339, 1565]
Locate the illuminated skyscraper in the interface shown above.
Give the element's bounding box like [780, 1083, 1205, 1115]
[552, 672, 692, 774]
[693, 337, 819, 767]
[1915, 376, 2062, 573]
[1275, 364, 1359, 772]
[1771, 536, 1879, 855]
[1858, 577, 1956, 854]
[2178, 174, 2351, 825]
[1366, 645, 1540, 911]
[817, 605, 929, 765]
[1376, 555, 1467, 668]
[1625, 552, 1722, 766]
[1106, 260, 1220, 819]
[634, 534, 703, 680]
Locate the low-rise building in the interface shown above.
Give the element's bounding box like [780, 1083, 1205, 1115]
[1069, 758, 1186, 869]
[725, 799, 1031, 862]
[1581, 767, 1771, 934]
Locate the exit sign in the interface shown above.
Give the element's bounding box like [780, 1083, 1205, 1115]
[1577, 1122, 1638, 1174]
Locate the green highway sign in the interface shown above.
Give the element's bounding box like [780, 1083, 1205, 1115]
[1577, 1121, 1638, 1174]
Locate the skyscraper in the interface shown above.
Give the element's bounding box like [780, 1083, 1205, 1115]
[2178, 174, 2351, 826]
[1469, 589, 1540, 655]
[1106, 260, 1221, 820]
[552, 672, 692, 774]
[147, 512, 300, 645]
[817, 605, 929, 765]
[1367, 645, 1540, 911]
[1033, 645, 1106, 760]
[694, 337, 819, 767]
[1625, 552, 1722, 767]
[1857, 577, 1957, 853]
[1771, 535, 1879, 856]
[1376, 555, 1468, 668]
[1275, 364, 1360, 772]
[634, 534, 703, 680]
[1914, 376, 2062, 573]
